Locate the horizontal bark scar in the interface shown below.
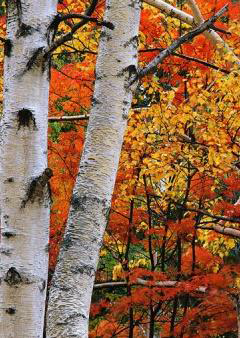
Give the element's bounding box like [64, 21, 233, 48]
[5, 307, 16, 315]
[56, 312, 87, 326]
[70, 263, 95, 277]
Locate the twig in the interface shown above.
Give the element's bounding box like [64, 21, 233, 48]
[51, 13, 114, 29]
[210, 24, 231, 35]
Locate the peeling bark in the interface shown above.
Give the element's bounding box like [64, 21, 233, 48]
[46, 1, 141, 337]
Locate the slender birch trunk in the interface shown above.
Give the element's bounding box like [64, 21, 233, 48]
[46, 0, 141, 336]
[0, 1, 57, 337]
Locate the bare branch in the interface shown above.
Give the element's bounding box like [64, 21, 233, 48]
[94, 278, 207, 293]
[49, 13, 114, 31]
[144, 0, 195, 25]
[48, 115, 89, 122]
[140, 48, 230, 74]
[179, 205, 240, 224]
[46, 16, 114, 56]
[197, 225, 240, 238]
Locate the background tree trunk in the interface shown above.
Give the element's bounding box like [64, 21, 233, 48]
[46, 0, 141, 337]
[0, 1, 57, 337]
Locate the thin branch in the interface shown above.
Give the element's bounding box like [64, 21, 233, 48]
[186, 0, 206, 24]
[94, 278, 207, 292]
[85, 0, 99, 17]
[178, 205, 240, 224]
[46, 17, 113, 56]
[210, 24, 231, 36]
[94, 281, 127, 288]
[50, 13, 114, 31]
[197, 225, 240, 238]
[140, 48, 230, 74]
[138, 5, 228, 79]
[48, 115, 89, 122]
[143, 0, 195, 26]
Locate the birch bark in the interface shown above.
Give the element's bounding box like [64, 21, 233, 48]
[0, 1, 57, 337]
[46, 0, 141, 337]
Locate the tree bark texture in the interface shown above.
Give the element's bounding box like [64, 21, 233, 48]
[46, 0, 141, 337]
[0, 1, 57, 337]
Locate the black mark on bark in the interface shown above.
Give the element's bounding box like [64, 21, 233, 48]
[39, 279, 46, 293]
[92, 96, 100, 105]
[2, 231, 16, 238]
[71, 193, 84, 210]
[71, 264, 95, 277]
[100, 30, 112, 41]
[21, 168, 53, 208]
[4, 177, 14, 183]
[123, 35, 138, 48]
[4, 39, 13, 57]
[0, 247, 12, 256]
[62, 233, 73, 250]
[4, 267, 22, 286]
[17, 108, 36, 130]
[6, 307, 16, 315]
[26, 47, 44, 71]
[17, 23, 34, 37]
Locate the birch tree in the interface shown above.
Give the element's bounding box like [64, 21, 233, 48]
[0, 1, 58, 337]
[46, 0, 141, 336]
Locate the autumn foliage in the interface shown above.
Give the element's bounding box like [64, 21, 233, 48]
[1, 0, 240, 336]
[49, 0, 240, 337]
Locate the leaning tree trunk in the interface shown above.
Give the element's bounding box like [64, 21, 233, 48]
[0, 1, 57, 337]
[46, 0, 141, 336]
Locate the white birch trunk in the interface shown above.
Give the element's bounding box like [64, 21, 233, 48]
[46, 0, 141, 337]
[0, 1, 57, 337]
